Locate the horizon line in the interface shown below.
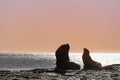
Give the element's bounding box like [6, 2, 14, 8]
[0, 52, 120, 54]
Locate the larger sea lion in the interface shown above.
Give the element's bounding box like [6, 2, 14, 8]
[82, 48, 102, 70]
[55, 44, 80, 70]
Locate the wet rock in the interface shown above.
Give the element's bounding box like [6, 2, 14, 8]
[102, 64, 120, 71]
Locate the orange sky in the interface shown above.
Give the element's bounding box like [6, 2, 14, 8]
[0, 0, 120, 53]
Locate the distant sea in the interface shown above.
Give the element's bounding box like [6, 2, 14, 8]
[0, 53, 119, 70]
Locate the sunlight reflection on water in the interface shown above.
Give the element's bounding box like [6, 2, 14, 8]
[0, 53, 119, 70]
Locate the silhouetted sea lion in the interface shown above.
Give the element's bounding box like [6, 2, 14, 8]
[82, 48, 102, 70]
[55, 44, 80, 70]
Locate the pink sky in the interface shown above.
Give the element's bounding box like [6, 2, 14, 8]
[0, 0, 120, 53]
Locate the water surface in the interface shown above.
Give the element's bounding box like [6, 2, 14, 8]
[0, 53, 119, 70]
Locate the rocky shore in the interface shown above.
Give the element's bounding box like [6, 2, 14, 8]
[0, 64, 119, 80]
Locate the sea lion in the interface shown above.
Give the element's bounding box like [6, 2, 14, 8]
[55, 44, 80, 70]
[82, 48, 102, 70]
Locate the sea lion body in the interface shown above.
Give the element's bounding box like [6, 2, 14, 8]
[82, 48, 102, 70]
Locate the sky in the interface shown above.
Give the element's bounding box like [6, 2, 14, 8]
[0, 0, 120, 53]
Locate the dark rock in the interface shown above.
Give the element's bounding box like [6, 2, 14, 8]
[111, 73, 119, 77]
[102, 64, 120, 71]
[12, 79, 19, 80]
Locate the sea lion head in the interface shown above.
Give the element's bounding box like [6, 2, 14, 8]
[83, 48, 89, 54]
[56, 44, 70, 54]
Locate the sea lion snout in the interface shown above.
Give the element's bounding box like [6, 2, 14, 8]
[83, 48, 89, 53]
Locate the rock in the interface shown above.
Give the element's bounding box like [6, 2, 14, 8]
[55, 44, 80, 70]
[12, 79, 19, 80]
[102, 64, 120, 71]
[82, 48, 102, 70]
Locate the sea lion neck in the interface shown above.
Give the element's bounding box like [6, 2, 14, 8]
[82, 48, 92, 61]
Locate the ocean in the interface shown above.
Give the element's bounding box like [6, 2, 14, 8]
[0, 53, 119, 70]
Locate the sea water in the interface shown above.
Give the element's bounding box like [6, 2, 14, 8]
[0, 53, 119, 70]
